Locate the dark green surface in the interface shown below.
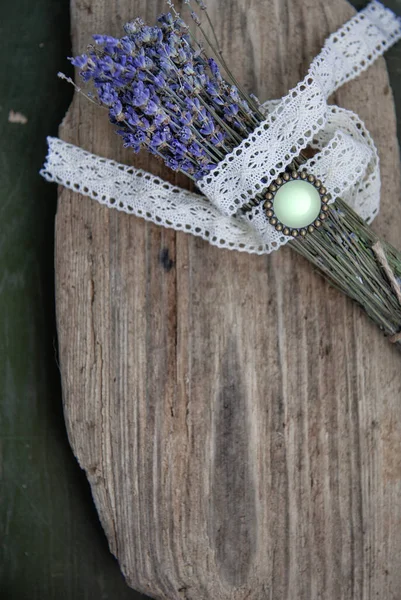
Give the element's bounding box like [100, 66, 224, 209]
[0, 0, 145, 598]
[0, 1, 399, 598]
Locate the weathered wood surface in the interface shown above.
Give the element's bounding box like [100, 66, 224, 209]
[56, 1, 401, 598]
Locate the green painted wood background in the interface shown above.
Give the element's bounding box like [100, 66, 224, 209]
[0, 0, 400, 598]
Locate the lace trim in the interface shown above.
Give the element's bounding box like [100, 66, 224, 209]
[197, 1, 400, 217]
[41, 138, 269, 254]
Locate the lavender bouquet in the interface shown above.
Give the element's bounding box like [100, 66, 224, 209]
[63, 1, 401, 349]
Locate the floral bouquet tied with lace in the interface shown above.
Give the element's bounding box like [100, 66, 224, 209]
[42, 1, 401, 349]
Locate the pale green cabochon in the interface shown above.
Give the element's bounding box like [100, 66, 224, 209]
[273, 180, 321, 229]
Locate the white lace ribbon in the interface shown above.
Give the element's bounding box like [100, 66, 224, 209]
[41, 1, 401, 255]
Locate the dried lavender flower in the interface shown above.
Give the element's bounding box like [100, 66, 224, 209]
[70, 13, 256, 180]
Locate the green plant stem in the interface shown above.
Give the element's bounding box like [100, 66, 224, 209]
[289, 197, 401, 350]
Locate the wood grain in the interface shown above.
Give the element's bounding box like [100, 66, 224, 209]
[56, 1, 401, 598]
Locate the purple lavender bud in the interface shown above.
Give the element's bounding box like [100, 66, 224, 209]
[174, 17, 189, 30]
[120, 132, 135, 146]
[181, 160, 195, 174]
[206, 82, 219, 96]
[153, 73, 166, 88]
[95, 55, 114, 75]
[166, 157, 180, 171]
[171, 139, 188, 156]
[194, 163, 215, 180]
[120, 132, 141, 153]
[224, 103, 239, 118]
[135, 130, 147, 144]
[208, 58, 220, 77]
[160, 43, 174, 59]
[92, 34, 118, 45]
[230, 86, 240, 102]
[70, 54, 88, 68]
[193, 169, 205, 180]
[109, 99, 123, 120]
[212, 95, 225, 106]
[81, 69, 94, 82]
[153, 28, 163, 43]
[159, 56, 172, 73]
[124, 18, 145, 35]
[143, 99, 160, 116]
[180, 111, 193, 126]
[151, 127, 171, 148]
[196, 71, 207, 86]
[133, 49, 147, 69]
[200, 119, 215, 136]
[98, 83, 119, 106]
[125, 106, 140, 126]
[198, 107, 208, 121]
[92, 35, 120, 54]
[157, 13, 175, 33]
[185, 97, 201, 113]
[154, 112, 168, 127]
[110, 62, 125, 85]
[179, 126, 193, 142]
[182, 80, 194, 94]
[176, 48, 188, 64]
[139, 26, 154, 43]
[131, 82, 150, 106]
[120, 36, 136, 54]
[162, 13, 174, 25]
[138, 117, 151, 131]
[168, 31, 181, 45]
[189, 141, 204, 158]
[165, 101, 179, 113]
[122, 66, 137, 83]
[210, 131, 226, 145]
[183, 64, 195, 77]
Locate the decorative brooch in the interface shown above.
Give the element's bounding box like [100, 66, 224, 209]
[242, 171, 331, 237]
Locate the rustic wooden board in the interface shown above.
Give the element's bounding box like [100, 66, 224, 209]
[56, 1, 401, 598]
